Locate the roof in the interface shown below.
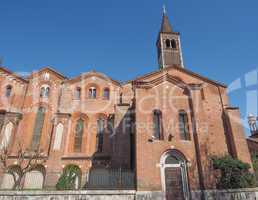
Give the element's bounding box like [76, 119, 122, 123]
[160, 13, 173, 33]
[0, 66, 28, 83]
[125, 65, 227, 88]
[66, 71, 121, 87]
[29, 66, 68, 80]
[1, 65, 227, 89]
[247, 137, 258, 143]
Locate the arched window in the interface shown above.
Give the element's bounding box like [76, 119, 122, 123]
[96, 118, 105, 152]
[40, 87, 45, 98]
[31, 107, 46, 150]
[107, 114, 115, 137]
[89, 87, 97, 99]
[165, 155, 180, 165]
[171, 39, 177, 49]
[0, 166, 21, 189]
[103, 88, 110, 100]
[5, 85, 12, 98]
[165, 39, 171, 48]
[75, 87, 81, 100]
[23, 165, 45, 189]
[53, 123, 64, 150]
[153, 110, 163, 140]
[40, 85, 50, 98]
[179, 110, 190, 140]
[0, 122, 14, 149]
[74, 119, 84, 152]
[45, 87, 50, 97]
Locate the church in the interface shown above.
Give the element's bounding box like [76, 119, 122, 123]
[0, 9, 252, 200]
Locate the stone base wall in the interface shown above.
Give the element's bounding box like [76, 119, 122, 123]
[0, 190, 136, 200]
[1, 189, 258, 200]
[135, 191, 165, 200]
[191, 188, 258, 200]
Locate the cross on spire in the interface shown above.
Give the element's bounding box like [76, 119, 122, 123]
[160, 5, 173, 33]
[163, 4, 167, 15]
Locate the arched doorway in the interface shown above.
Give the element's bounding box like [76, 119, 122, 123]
[23, 165, 45, 189]
[160, 150, 190, 200]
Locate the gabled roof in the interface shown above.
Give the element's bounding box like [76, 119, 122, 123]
[67, 71, 121, 87]
[0, 66, 28, 83]
[126, 65, 227, 88]
[133, 73, 188, 90]
[247, 137, 258, 143]
[29, 66, 68, 80]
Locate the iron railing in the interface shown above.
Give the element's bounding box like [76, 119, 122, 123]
[85, 168, 135, 190]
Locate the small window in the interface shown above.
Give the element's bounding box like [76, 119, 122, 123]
[201, 88, 205, 100]
[103, 88, 110, 100]
[45, 87, 50, 97]
[171, 39, 177, 49]
[179, 110, 190, 140]
[40, 87, 45, 98]
[165, 39, 171, 48]
[5, 85, 12, 97]
[75, 87, 81, 100]
[153, 109, 163, 140]
[40, 86, 50, 98]
[89, 87, 97, 99]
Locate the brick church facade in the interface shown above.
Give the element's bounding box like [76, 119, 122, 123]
[0, 10, 253, 199]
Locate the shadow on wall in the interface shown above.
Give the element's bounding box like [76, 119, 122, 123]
[85, 105, 136, 190]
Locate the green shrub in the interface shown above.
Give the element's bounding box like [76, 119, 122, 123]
[56, 165, 81, 190]
[212, 155, 256, 189]
[251, 154, 258, 185]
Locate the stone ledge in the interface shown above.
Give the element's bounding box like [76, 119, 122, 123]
[193, 187, 258, 193]
[0, 190, 136, 196]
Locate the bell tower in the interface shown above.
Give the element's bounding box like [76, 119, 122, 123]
[157, 6, 184, 69]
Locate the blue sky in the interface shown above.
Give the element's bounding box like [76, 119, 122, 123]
[0, 0, 257, 135]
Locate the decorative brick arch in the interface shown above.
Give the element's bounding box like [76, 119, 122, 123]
[71, 112, 89, 123]
[95, 113, 108, 121]
[0, 121, 14, 149]
[62, 164, 82, 190]
[160, 149, 190, 200]
[85, 83, 100, 99]
[23, 165, 46, 189]
[0, 165, 21, 189]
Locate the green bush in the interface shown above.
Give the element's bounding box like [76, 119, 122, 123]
[251, 154, 258, 185]
[56, 165, 81, 190]
[212, 155, 256, 189]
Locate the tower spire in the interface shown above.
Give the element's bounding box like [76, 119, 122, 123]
[160, 6, 173, 33]
[156, 5, 184, 69]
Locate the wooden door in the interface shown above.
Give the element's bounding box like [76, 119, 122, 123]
[165, 167, 185, 200]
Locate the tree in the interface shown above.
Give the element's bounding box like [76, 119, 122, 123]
[212, 155, 256, 189]
[56, 165, 81, 190]
[251, 154, 258, 185]
[0, 144, 47, 190]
